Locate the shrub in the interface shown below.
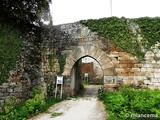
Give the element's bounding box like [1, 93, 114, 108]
[98, 86, 160, 120]
[0, 87, 62, 120]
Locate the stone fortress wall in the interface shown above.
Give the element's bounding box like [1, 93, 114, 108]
[1, 22, 160, 109]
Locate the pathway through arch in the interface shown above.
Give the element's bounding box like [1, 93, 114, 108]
[30, 85, 107, 120]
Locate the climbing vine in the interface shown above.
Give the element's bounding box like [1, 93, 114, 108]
[56, 54, 66, 75]
[0, 24, 22, 84]
[80, 17, 160, 59]
[132, 17, 160, 49]
[48, 52, 57, 72]
[49, 51, 66, 75]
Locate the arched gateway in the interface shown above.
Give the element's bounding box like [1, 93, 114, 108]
[63, 46, 115, 95]
[41, 22, 147, 97]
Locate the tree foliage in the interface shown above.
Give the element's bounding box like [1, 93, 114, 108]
[0, 0, 52, 28]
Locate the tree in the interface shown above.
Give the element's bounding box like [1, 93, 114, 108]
[0, 0, 52, 28]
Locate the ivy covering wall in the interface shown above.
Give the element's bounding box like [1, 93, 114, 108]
[49, 51, 66, 75]
[81, 17, 160, 59]
[0, 24, 21, 84]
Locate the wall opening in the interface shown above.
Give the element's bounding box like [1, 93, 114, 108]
[70, 55, 104, 95]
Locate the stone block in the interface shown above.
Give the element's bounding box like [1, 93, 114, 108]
[103, 68, 115, 76]
[143, 64, 153, 68]
[133, 76, 147, 80]
[137, 80, 144, 84]
[144, 80, 151, 84]
[7, 88, 13, 93]
[140, 67, 148, 72]
[115, 68, 125, 72]
[109, 51, 119, 58]
[14, 87, 22, 92]
[154, 73, 160, 78]
[98, 55, 112, 65]
[153, 83, 160, 86]
[119, 60, 137, 64]
[9, 82, 17, 86]
[90, 48, 99, 57]
[3, 93, 9, 97]
[131, 68, 141, 72]
[117, 72, 129, 76]
[147, 68, 155, 72]
[97, 52, 106, 62]
[123, 79, 134, 84]
[64, 64, 72, 70]
[0, 87, 7, 93]
[102, 62, 114, 69]
[62, 68, 71, 76]
[134, 64, 142, 68]
[151, 78, 158, 83]
[104, 80, 113, 84]
[2, 83, 9, 86]
[0, 93, 3, 97]
[93, 49, 102, 59]
[115, 64, 128, 68]
[155, 52, 160, 58]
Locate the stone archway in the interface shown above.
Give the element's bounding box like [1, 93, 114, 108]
[62, 46, 116, 95]
[40, 22, 156, 97]
[70, 55, 104, 95]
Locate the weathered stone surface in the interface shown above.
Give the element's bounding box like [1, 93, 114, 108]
[103, 68, 115, 76]
[98, 55, 112, 65]
[102, 62, 114, 69]
[62, 68, 71, 76]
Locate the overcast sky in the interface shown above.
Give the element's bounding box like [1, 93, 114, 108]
[50, 0, 160, 25]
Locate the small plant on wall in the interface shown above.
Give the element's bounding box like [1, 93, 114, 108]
[47, 51, 66, 95]
[56, 52, 66, 75]
[48, 52, 57, 72]
[48, 51, 66, 75]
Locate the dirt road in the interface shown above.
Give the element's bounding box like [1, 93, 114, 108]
[29, 85, 107, 120]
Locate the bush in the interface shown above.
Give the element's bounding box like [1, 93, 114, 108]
[98, 86, 160, 120]
[0, 87, 62, 120]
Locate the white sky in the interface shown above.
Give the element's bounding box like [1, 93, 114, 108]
[50, 0, 160, 25]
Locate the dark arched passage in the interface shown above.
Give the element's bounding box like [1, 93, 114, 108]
[70, 55, 104, 95]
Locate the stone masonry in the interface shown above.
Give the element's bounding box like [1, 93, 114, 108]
[1, 21, 160, 108]
[52, 22, 160, 94]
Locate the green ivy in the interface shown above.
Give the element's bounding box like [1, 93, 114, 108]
[48, 52, 57, 72]
[132, 17, 160, 49]
[80, 17, 160, 59]
[49, 52, 66, 75]
[0, 24, 22, 84]
[56, 53, 66, 75]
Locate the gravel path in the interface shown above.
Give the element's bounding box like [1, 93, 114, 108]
[29, 85, 107, 120]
